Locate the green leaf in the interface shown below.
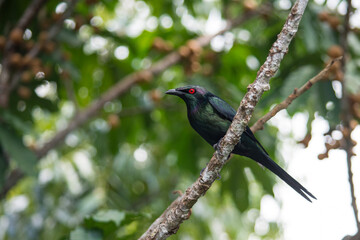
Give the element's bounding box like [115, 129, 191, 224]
[0, 123, 37, 176]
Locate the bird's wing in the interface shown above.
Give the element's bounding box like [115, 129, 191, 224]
[208, 95, 269, 156]
[208, 95, 237, 121]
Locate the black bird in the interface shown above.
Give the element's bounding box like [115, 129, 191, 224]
[166, 85, 316, 202]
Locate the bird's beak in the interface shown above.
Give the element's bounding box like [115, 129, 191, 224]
[165, 89, 181, 96]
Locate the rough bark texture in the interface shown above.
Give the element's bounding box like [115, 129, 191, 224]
[139, 0, 309, 239]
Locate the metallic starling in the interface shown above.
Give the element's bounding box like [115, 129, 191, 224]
[166, 85, 316, 202]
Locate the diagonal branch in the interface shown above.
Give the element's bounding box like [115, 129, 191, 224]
[0, 5, 269, 200]
[251, 57, 342, 133]
[139, 0, 309, 239]
[34, 6, 269, 158]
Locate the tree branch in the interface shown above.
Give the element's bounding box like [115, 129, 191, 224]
[139, 0, 309, 239]
[340, 0, 360, 234]
[251, 57, 342, 133]
[0, 5, 268, 200]
[34, 5, 269, 158]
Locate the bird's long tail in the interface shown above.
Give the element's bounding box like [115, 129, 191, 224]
[256, 153, 316, 202]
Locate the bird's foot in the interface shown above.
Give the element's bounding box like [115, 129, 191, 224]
[212, 138, 223, 151]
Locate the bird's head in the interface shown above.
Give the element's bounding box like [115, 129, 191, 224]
[165, 85, 208, 104]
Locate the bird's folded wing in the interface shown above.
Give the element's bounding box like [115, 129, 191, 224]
[208, 95, 269, 156]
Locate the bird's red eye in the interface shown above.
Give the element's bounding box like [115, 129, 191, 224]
[188, 88, 195, 94]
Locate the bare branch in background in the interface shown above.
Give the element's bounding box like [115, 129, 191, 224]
[140, 0, 309, 239]
[251, 57, 342, 133]
[340, 0, 360, 237]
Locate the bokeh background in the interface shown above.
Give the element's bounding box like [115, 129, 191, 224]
[0, 0, 360, 239]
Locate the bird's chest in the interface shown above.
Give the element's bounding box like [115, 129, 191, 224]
[187, 105, 230, 145]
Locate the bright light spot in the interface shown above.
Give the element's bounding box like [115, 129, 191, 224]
[5, 195, 29, 214]
[23, 29, 32, 40]
[337, 1, 347, 15]
[268, 109, 292, 135]
[278, 0, 292, 10]
[205, 8, 223, 34]
[224, 32, 234, 51]
[64, 19, 76, 29]
[61, 161, 82, 195]
[292, 112, 308, 140]
[160, 14, 173, 29]
[254, 218, 269, 236]
[74, 151, 94, 179]
[350, 9, 360, 28]
[326, 0, 340, 10]
[126, 19, 145, 37]
[314, 0, 325, 4]
[181, 12, 199, 32]
[246, 55, 260, 70]
[332, 80, 342, 98]
[211, 35, 225, 52]
[134, 148, 148, 162]
[141, 58, 152, 69]
[106, 19, 120, 32]
[237, 29, 251, 42]
[65, 133, 79, 147]
[55, 2, 67, 14]
[89, 36, 107, 51]
[114, 46, 129, 60]
[332, 130, 343, 140]
[135, 1, 150, 15]
[146, 16, 158, 31]
[91, 119, 109, 132]
[35, 81, 57, 99]
[260, 195, 280, 222]
[61, 101, 75, 118]
[35, 71, 45, 79]
[162, 69, 176, 82]
[326, 101, 335, 110]
[90, 16, 103, 27]
[39, 168, 54, 184]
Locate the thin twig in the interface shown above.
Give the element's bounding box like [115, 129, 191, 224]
[251, 57, 342, 133]
[140, 0, 308, 239]
[340, 0, 360, 234]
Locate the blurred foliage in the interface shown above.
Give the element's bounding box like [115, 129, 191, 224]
[0, 0, 359, 239]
